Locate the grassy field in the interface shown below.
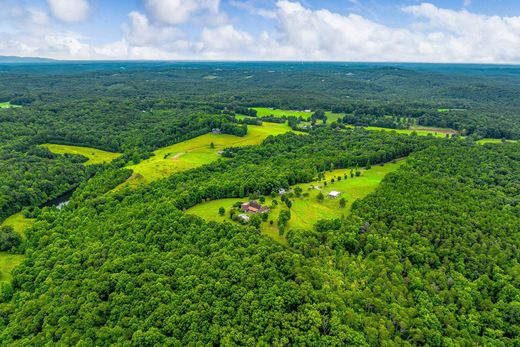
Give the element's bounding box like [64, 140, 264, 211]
[1, 213, 35, 238]
[42, 144, 121, 165]
[477, 138, 518, 144]
[187, 160, 404, 243]
[118, 122, 300, 188]
[250, 108, 344, 122]
[0, 253, 25, 283]
[0, 102, 21, 109]
[0, 213, 34, 282]
[361, 125, 456, 138]
[438, 108, 466, 112]
[253, 107, 313, 118]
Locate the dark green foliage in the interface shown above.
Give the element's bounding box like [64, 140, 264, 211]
[0, 226, 21, 251]
[1, 62, 519, 346]
[0, 147, 88, 221]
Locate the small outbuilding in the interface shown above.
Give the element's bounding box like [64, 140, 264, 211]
[328, 191, 341, 198]
[237, 214, 250, 222]
[212, 128, 221, 134]
[278, 188, 287, 195]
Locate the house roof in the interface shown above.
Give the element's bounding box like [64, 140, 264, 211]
[328, 191, 341, 197]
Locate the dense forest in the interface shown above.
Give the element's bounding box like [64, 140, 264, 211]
[1, 131, 518, 345]
[0, 62, 519, 345]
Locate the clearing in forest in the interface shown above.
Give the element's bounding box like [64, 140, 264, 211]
[477, 138, 518, 144]
[41, 144, 121, 165]
[0, 102, 21, 109]
[119, 122, 300, 188]
[0, 212, 34, 282]
[187, 160, 405, 244]
[357, 125, 457, 138]
[1, 213, 35, 239]
[249, 108, 344, 123]
[0, 253, 25, 283]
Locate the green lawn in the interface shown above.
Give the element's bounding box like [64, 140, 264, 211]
[438, 108, 466, 112]
[118, 122, 301, 188]
[0, 102, 21, 109]
[241, 109, 343, 122]
[253, 107, 314, 118]
[0, 253, 25, 283]
[187, 160, 404, 243]
[0, 212, 34, 283]
[477, 138, 518, 145]
[42, 144, 121, 165]
[1, 213, 34, 239]
[361, 125, 456, 138]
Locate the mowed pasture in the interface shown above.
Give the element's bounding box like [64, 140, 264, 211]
[42, 144, 121, 165]
[187, 160, 404, 243]
[0, 253, 24, 283]
[477, 138, 518, 144]
[0, 213, 34, 282]
[0, 102, 21, 109]
[1, 212, 34, 238]
[251, 107, 344, 122]
[361, 125, 456, 138]
[253, 107, 313, 118]
[119, 122, 300, 188]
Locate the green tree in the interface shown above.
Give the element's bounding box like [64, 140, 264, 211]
[0, 226, 22, 251]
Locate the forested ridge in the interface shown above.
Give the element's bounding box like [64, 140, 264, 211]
[0, 62, 519, 346]
[1, 129, 519, 345]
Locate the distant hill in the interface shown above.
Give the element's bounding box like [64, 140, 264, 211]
[0, 55, 55, 63]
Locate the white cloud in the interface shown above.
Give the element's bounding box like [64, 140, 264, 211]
[199, 25, 254, 57]
[3, 1, 520, 63]
[47, 0, 90, 23]
[229, 0, 277, 19]
[143, 0, 220, 25]
[122, 11, 183, 47]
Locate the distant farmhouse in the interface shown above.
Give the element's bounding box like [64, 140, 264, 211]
[328, 191, 341, 198]
[212, 128, 221, 134]
[278, 188, 287, 195]
[241, 201, 269, 214]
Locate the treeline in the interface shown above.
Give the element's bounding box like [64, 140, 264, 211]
[1, 130, 519, 345]
[0, 146, 90, 222]
[152, 128, 436, 211]
[1, 62, 520, 139]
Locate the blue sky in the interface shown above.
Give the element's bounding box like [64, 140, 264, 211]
[1, 0, 520, 62]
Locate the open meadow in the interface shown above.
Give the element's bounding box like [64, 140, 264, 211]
[42, 144, 121, 165]
[118, 122, 300, 188]
[0, 253, 24, 283]
[0, 102, 21, 109]
[1, 212, 34, 238]
[187, 160, 404, 243]
[0, 213, 34, 282]
[477, 138, 518, 144]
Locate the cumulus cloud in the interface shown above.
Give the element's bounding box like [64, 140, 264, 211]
[122, 11, 183, 47]
[143, 0, 220, 25]
[47, 0, 90, 22]
[3, 1, 520, 63]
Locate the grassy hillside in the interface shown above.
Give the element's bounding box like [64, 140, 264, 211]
[0, 213, 34, 282]
[477, 138, 518, 144]
[1, 212, 34, 238]
[120, 122, 299, 187]
[188, 160, 404, 243]
[0, 102, 21, 109]
[42, 144, 121, 165]
[0, 253, 24, 283]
